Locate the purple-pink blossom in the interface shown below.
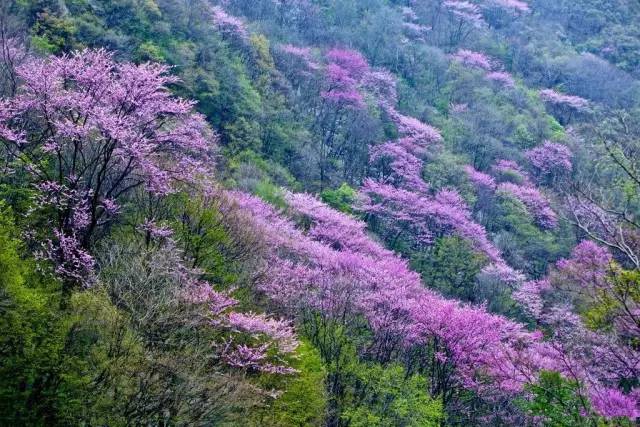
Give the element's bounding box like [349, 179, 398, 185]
[497, 182, 558, 229]
[526, 140, 573, 175]
[539, 89, 590, 110]
[451, 49, 493, 70]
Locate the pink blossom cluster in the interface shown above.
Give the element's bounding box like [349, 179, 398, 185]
[526, 140, 573, 175]
[497, 182, 558, 229]
[512, 279, 551, 319]
[539, 88, 590, 110]
[464, 165, 497, 190]
[451, 49, 493, 70]
[228, 312, 298, 354]
[183, 278, 298, 375]
[590, 388, 640, 420]
[369, 141, 430, 193]
[363, 70, 398, 106]
[465, 160, 558, 229]
[484, 0, 530, 13]
[325, 48, 369, 78]
[555, 240, 612, 292]
[230, 190, 543, 395]
[209, 5, 249, 40]
[139, 219, 174, 240]
[480, 262, 526, 287]
[279, 44, 320, 70]
[492, 159, 529, 183]
[321, 48, 370, 108]
[43, 230, 96, 286]
[512, 242, 640, 420]
[402, 22, 431, 40]
[485, 70, 515, 87]
[0, 49, 217, 285]
[443, 1, 485, 28]
[232, 189, 639, 418]
[358, 179, 502, 262]
[448, 46, 518, 90]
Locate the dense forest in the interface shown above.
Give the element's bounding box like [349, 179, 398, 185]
[0, 0, 639, 425]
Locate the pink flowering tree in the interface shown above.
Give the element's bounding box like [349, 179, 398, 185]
[209, 5, 249, 42]
[0, 49, 217, 286]
[512, 241, 640, 421]
[464, 160, 559, 231]
[497, 183, 558, 229]
[314, 48, 371, 188]
[539, 88, 590, 124]
[486, 0, 530, 13]
[451, 49, 493, 70]
[440, 1, 485, 47]
[485, 70, 515, 88]
[230, 190, 547, 417]
[102, 237, 299, 379]
[526, 140, 572, 183]
[492, 159, 529, 184]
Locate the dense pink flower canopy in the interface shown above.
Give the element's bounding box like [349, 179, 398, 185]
[526, 140, 573, 175]
[321, 48, 370, 108]
[539, 88, 590, 110]
[279, 43, 320, 70]
[555, 240, 612, 289]
[230, 189, 542, 393]
[452, 49, 493, 70]
[325, 48, 369, 78]
[444, 1, 485, 28]
[498, 182, 558, 229]
[183, 270, 298, 375]
[209, 5, 249, 40]
[231, 189, 640, 417]
[464, 165, 497, 190]
[0, 49, 217, 284]
[485, 70, 515, 87]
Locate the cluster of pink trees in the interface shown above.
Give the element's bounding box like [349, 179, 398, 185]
[184, 265, 299, 375]
[209, 5, 249, 42]
[539, 88, 590, 124]
[485, 0, 530, 14]
[452, 49, 493, 69]
[0, 49, 217, 286]
[465, 159, 559, 229]
[451, 49, 516, 88]
[497, 183, 558, 228]
[229, 189, 545, 406]
[320, 48, 369, 109]
[0, 47, 301, 382]
[443, 1, 485, 29]
[513, 240, 640, 419]
[401, 6, 431, 41]
[526, 140, 573, 178]
[437, 0, 529, 48]
[228, 186, 638, 419]
[357, 62, 508, 264]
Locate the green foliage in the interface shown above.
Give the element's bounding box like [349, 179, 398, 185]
[250, 341, 327, 426]
[255, 180, 288, 209]
[169, 193, 241, 284]
[228, 150, 299, 191]
[520, 371, 592, 427]
[583, 269, 640, 337]
[412, 237, 487, 302]
[0, 204, 64, 424]
[321, 183, 357, 213]
[422, 152, 475, 201]
[491, 195, 568, 278]
[342, 363, 443, 427]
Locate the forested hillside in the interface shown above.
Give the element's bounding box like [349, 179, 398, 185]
[0, 0, 639, 425]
